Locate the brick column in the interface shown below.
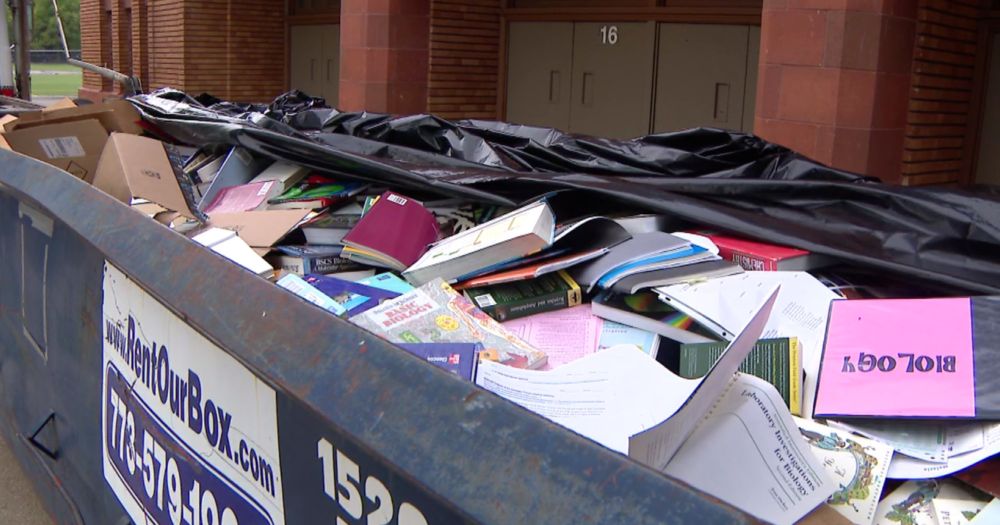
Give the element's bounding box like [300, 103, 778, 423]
[754, 1, 917, 184]
[340, 0, 430, 114]
[110, 0, 132, 96]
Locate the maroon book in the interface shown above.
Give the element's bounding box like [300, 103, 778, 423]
[341, 192, 440, 270]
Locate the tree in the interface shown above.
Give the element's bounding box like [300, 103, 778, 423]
[32, 0, 80, 50]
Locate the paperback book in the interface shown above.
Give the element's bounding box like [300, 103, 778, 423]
[464, 270, 582, 322]
[350, 278, 547, 369]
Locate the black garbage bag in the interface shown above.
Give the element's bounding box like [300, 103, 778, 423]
[129, 89, 1000, 294]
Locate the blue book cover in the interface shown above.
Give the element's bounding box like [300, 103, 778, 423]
[397, 343, 481, 381]
[339, 273, 415, 313]
[304, 274, 402, 316]
[596, 245, 709, 289]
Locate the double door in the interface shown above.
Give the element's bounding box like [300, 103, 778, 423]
[290, 24, 340, 105]
[506, 22, 656, 139]
[506, 22, 760, 139]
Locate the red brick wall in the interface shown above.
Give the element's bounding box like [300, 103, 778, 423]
[79, 0, 104, 97]
[428, 0, 503, 119]
[755, 1, 916, 184]
[81, 0, 285, 101]
[147, 0, 185, 90]
[902, 0, 988, 186]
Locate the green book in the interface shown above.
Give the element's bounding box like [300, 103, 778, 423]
[679, 337, 802, 415]
[463, 271, 582, 322]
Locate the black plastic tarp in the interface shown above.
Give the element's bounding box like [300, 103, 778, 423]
[129, 89, 1000, 294]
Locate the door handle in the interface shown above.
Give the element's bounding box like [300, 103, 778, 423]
[714, 82, 731, 122]
[549, 70, 560, 103]
[581, 72, 594, 107]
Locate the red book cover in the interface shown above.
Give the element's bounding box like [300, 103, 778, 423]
[342, 192, 440, 270]
[694, 230, 827, 272]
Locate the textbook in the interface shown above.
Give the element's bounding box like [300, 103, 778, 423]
[592, 290, 719, 344]
[396, 343, 481, 381]
[814, 297, 1000, 420]
[679, 337, 802, 415]
[304, 274, 403, 316]
[464, 271, 582, 322]
[404, 199, 556, 285]
[572, 231, 716, 292]
[341, 192, 440, 270]
[267, 245, 365, 275]
[299, 203, 364, 245]
[350, 278, 547, 369]
[694, 230, 834, 271]
[275, 273, 347, 316]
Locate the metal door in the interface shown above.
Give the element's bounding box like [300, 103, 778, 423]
[321, 25, 340, 106]
[290, 25, 325, 99]
[506, 22, 574, 131]
[653, 24, 750, 133]
[569, 22, 655, 139]
[976, 33, 1000, 185]
[743, 26, 761, 133]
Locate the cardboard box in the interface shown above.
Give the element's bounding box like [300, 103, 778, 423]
[209, 209, 312, 248]
[91, 133, 197, 218]
[2, 119, 110, 180]
[3, 98, 142, 135]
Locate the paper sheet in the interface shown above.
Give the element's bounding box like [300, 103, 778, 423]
[664, 375, 833, 525]
[502, 305, 601, 370]
[629, 286, 779, 470]
[656, 272, 838, 417]
[888, 423, 1000, 479]
[829, 420, 949, 463]
[476, 346, 697, 454]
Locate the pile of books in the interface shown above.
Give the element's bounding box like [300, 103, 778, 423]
[93, 136, 1000, 525]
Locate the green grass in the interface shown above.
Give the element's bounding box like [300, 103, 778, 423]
[30, 70, 83, 97]
[31, 62, 82, 73]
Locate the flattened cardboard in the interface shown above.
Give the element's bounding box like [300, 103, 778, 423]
[209, 209, 312, 248]
[92, 133, 197, 218]
[43, 98, 77, 112]
[3, 119, 109, 180]
[5, 99, 142, 135]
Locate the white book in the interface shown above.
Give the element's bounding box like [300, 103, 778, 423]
[404, 199, 556, 285]
[192, 227, 273, 276]
[249, 161, 310, 191]
[664, 374, 834, 525]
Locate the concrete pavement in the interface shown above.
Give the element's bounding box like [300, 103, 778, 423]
[0, 435, 54, 524]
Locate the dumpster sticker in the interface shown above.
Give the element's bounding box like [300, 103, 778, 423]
[101, 263, 285, 525]
[277, 394, 467, 524]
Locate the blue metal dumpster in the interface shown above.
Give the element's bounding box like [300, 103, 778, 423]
[0, 148, 758, 524]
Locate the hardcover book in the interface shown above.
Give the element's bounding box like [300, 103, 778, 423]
[679, 337, 802, 415]
[341, 191, 440, 270]
[694, 230, 834, 272]
[814, 297, 1000, 420]
[592, 290, 720, 344]
[304, 274, 403, 316]
[350, 278, 547, 369]
[464, 270, 582, 322]
[267, 245, 365, 275]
